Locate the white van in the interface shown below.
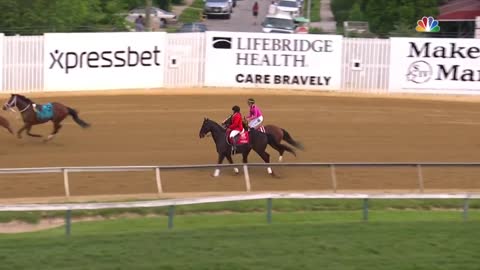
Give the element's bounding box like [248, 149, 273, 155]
[261, 12, 296, 33]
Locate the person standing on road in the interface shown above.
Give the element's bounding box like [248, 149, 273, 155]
[252, 1, 259, 25]
[268, 0, 277, 15]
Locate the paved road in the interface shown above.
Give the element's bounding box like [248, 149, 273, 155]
[203, 0, 270, 32]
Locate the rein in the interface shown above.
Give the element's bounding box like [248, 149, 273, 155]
[5, 96, 32, 113]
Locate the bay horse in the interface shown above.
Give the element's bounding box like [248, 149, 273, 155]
[2, 94, 90, 141]
[0, 115, 14, 134]
[199, 117, 283, 177]
[222, 115, 304, 161]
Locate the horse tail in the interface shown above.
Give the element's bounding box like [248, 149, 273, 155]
[281, 128, 304, 150]
[267, 133, 296, 157]
[67, 107, 90, 128]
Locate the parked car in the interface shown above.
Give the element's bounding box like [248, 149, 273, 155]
[177, 22, 208, 32]
[204, 0, 236, 8]
[275, 0, 300, 17]
[126, 7, 177, 26]
[203, 0, 232, 19]
[261, 12, 296, 33]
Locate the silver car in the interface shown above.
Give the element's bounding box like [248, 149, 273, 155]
[204, 0, 232, 19]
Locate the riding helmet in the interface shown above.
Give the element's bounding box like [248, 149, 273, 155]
[247, 98, 255, 104]
[232, 105, 240, 112]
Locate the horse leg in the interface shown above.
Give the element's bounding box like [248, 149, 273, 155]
[17, 124, 29, 139]
[226, 154, 239, 175]
[212, 153, 226, 177]
[268, 141, 284, 162]
[242, 149, 251, 164]
[26, 125, 42, 138]
[45, 121, 62, 142]
[254, 149, 274, 176]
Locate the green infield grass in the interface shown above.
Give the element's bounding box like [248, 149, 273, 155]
[1, 209, 480, 270]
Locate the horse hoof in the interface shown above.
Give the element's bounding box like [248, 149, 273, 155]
[233, 168, 240, 174]
[211, 169, 220, 178]
[278, 156, 283, 162]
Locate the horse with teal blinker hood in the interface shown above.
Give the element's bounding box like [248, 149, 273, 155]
[3, 94, 90, 141]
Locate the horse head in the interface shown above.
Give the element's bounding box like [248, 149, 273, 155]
[3, 94, 32, 111]
[3, 94, 21, 111]
[199, 117, 212, 138]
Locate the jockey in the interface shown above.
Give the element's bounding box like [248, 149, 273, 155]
[226, 105, 244, 151]
[32, 103, 42, 113]
[245, 98, 263, 130]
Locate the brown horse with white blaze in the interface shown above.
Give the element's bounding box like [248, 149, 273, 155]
[2, 94, 90, 141]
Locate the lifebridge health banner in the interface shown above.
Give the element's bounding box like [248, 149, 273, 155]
[0, 33, 3, 92]
[204, 31, 343, 90]
[44, 32, 166, 91]
[389, 37, 480, 94]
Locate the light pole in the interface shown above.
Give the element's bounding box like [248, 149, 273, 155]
[306, 0, 311, 28]
[145, 0, 153, 31]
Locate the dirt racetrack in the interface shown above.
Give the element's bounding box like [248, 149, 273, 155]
[2, 88, 480, 202]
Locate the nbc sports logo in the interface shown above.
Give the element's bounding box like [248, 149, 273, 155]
[415, 16, 440, 32]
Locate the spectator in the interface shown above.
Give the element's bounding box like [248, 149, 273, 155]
[252, 1, 259, 25]
[268, 1, 277, 15]
[135, 15, 145, 31]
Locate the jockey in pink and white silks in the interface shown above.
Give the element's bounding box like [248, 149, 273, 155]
[246, 98, 264, 131]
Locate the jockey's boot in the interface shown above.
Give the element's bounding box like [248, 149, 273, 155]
[232, 135, 239, 155]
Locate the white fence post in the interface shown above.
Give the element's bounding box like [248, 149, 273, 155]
[155, 167, 163, 194]
[243, 164, 251, 192]
[416, 165, 424, 193]
[63, 169, 70, 198]
[330, 164, 337, 193]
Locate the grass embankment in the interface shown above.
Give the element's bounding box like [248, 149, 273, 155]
[2, 198, 480, 224]
[1, 211, 480, 270]
[178, 0, 205, 23]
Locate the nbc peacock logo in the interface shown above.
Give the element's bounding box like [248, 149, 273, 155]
[415, 16, 440, 32]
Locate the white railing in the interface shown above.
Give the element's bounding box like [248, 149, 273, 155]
[2, 162, 480, 197]
[0, 192, 478, 236]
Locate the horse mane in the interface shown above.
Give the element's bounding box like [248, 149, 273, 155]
[206, 118, 224, 130]
[13, 94, 34, 104]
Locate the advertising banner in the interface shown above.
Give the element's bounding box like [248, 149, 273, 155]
[0, 33, 3, 92]
[204, 31, 343, 90]
[389, 37, 480, 94]
[44, 32, 166, 91]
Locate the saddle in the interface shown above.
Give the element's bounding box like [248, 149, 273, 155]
[253, 125, 266, 133]
[226, 130, 250, 145]
[34, 103, 54, 120]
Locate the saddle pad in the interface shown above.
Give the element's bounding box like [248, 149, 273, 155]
[36, 103, 54, 120]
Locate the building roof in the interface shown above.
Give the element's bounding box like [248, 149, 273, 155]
[438, 0, 480, 21]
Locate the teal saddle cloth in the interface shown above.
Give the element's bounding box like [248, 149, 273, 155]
[36, 103, 54, 120]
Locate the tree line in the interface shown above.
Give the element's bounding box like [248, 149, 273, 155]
[0, 0, 175, 35]
[331, 0, 443, 37]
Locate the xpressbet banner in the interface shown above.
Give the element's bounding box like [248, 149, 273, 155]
[44, 32, 166, 91]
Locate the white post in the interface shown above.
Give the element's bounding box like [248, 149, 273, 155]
[475, 16, 480, 38]
[416, 165, 424, 193]
[63, 169, 70, 198]
[243, 164, 251, 192]
[330, 164, 337, 192]
[155, 167, 163, 194]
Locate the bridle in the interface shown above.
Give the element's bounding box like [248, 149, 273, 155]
[4, 95, 31, 113]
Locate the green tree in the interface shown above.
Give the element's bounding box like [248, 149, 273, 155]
[348, 1, 364, 21]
